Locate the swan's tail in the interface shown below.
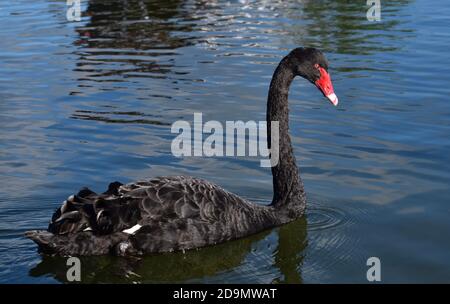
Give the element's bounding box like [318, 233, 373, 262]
[24, 230, 57, 254]
[24, 229, 131, 255]
[25, 181, 142, 255]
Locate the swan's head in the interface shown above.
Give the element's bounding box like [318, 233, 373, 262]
[289, 47, 338, 106]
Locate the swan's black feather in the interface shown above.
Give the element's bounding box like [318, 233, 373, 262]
[28, 176, 284, 255]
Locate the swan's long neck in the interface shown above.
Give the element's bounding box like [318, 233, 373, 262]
[267, 57, 306, 217]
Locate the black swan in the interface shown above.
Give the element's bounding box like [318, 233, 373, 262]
[25, 47, 338, 256]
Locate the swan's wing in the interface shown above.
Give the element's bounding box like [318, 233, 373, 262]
[119, 176, 251, 223]
[45, 176, 252, 236]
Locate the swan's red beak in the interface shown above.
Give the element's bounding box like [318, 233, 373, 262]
[315, 67, 338, 106]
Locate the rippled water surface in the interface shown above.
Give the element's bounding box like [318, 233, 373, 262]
[1, 0, 449, 283]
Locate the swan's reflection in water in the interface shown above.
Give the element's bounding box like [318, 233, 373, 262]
[29, 217, 307, 283]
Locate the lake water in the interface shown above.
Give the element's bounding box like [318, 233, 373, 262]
[0, 0, 449, 283]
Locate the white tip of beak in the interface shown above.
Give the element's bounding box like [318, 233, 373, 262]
[326, 93, 338, 106]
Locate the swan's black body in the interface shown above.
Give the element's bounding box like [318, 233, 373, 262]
[26, 47, 337, 256]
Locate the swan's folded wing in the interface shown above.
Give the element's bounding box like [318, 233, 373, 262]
[120, 176, 252, 224]
[41, 176, 253, 238]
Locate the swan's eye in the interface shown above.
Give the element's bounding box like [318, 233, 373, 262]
[314, 63, 320, 69]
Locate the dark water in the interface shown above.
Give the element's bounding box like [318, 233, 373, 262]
[1, 0, 449, 283]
